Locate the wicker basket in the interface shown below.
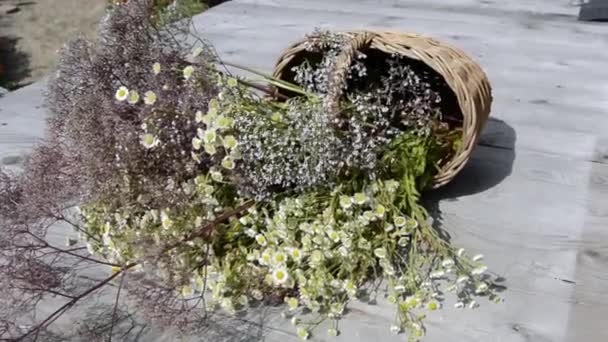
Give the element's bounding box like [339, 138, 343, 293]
[271, 30, 493, 188]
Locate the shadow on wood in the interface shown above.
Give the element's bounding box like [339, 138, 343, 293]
[0, 35, 31, 90]
[423, 117, 516, 241]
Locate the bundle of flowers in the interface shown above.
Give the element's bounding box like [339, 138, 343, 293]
[0, 1, 500, 340]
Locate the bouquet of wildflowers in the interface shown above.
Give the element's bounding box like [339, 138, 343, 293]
[0, 1, 500, 341]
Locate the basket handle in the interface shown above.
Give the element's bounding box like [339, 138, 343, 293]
[326, 31, 377, 111]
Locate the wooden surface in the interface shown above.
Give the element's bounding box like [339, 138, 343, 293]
[1, 0, 608, 341]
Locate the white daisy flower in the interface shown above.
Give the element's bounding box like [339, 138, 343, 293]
[339, 195, 352, 209]
[296, 327, 309, 340]
[375, 205, 386, 218]
[222, 135, 238, 149]
[221, 156, 235, 170]
[251, 289, 264, 301]
[202, 129, 216, 144]
[374, 247, 387, 259]
[475, 283, 489, 294]
[273, 251, 287, 265]
[259, 250, 272, 265]
[394, 216, 407, 227]
[115, 86, 129, 101]
[326, 230, 340, 243]
[352, 192, 367, 205]
[195, 110, 204, 123]
[471, 265, 488, 275]
[183, 65, 195, 80]
[285, 296, 298, 311]
[160, 211, 172, 229]
[327, 328, 339, 337]
[227, 77, 238, 88]
[255, 234, 267, 246]
[272, 268, 289, 285]
[127, 90, 139, 104]
[140, 134, 160, 149]
[215, 115, 233, 129]
[143, 91, 157, 105]
[204, 143, 216, 155]
[192, 137, 202, 150]
[290, 248, 302, 262]
[152, 62, 161, 75]
[210, 171, 223, 182]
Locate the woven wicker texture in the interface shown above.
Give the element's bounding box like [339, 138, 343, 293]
[272, 30, 493, 188]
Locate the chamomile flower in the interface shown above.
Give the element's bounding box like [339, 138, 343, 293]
[285, 297, 298, 311]
[427, 301, 440, 311]
[192, 137, 202, 150]
[296, 328, 309, 340]
[160, 211, 172, 229]
[195, 110, 204, 123]
[202, 129, 217, 144]
[472, 254, 484, 262]
[327, 328, 339, 337]
[251, 289, 264, 301]
[183, 65, 195, 79]
[259, 250, 272, 265]
[390, 325, 401, 334]
[290, 248, 303, 262]
[344, 279, 357, 297]
[272, 268, 289, 285]
[273, 251, 287, 265]
[152, 62, 161, 74]
[374, 247, 388, 259]
[397, 237, 409, 247]
[115, 86, 129, 101]
[475, 283, 489, 294]
[352, 192, 367, 205]
[394, 216, 407, 227]
[326, 230, 340, 243]
[220, 156, 235, 170]
[127, 90, 139, 104]
[227, 77, 238, 87]
[471, 265, 488, 275]
[376, 204, 386, 218]
[339, 195, 352, 209]
[215, 115, 233, 129]
[255, 234, 267, 247]
[140, 134, 159, 149]
[222, 135, 238, 149]
[143, 91, 157, 105]
[204, 143, 216, 155]
[210, 171, 223, 182]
